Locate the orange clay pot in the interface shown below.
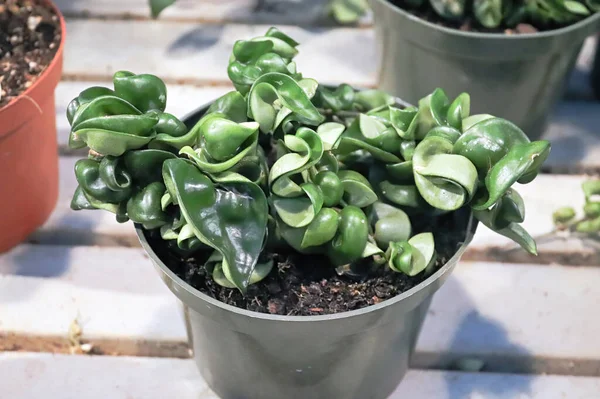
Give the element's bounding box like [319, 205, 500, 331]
[0, 0, 65, 253]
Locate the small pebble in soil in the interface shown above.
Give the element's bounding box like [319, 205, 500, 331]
[0, 0, 61, 107]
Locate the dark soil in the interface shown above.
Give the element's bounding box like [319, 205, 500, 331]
[149, 208, 471, 316]
[0, 0, 61, 107]
[386, 0, 545, 34]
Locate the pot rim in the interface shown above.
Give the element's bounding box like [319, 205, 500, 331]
[136, 91, 478, 321]
[0, 0, 66, 114]
[370, 0, 600, 40]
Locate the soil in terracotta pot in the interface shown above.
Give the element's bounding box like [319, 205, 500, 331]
[148, 209, 470, 316]
[0, 0, 61, 107]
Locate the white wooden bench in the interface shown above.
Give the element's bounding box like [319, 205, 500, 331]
[1, 2, 600, 397]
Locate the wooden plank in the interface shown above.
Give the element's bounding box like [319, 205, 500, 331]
[55, 0, 373, 26]
[0, 244, 187, 357]
[394, 369, 600, 399]
[415, 261, 600, 376]
[2, 353, 600, 399]
[3, 244, 600, 374]
[542, 102, 600, 174]
[0, 245, 188, 357]
[35, 164, 593, 264]
[62, 20, 376, 87]
[60, 20, 595, 99]
[0, 353, 214, 399]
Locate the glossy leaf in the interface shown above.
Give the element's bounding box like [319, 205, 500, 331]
[338, 170, 378, 208]
[113, 71, 167, 112]
[127, 182, 170, 229]
[162, 158, 268, 292]
[386, 233, 436, 276]
[301, 208, 340, 248]
[327, 206, 369, 265]
[473, 205, 537, 255]
[369, 202, 412, 249]
[313, 171, 344, 207]
[473, 140, 550, 210]
[248, 72, 324, 133]
[413, 135, 478, 211]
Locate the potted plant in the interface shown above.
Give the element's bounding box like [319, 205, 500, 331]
[369, 0, 600, 139]
[67, 28, 549, 398]
[0, 0, 65, 253]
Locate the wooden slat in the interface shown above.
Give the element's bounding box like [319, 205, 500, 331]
[394, 369, 600, 399]
[415, 261, 600, 376]
[3, 245, 600, 374]
[543, 102, 600, 173]
[55, 0, 373, 26]
[2, 353, 600, 399]
[34, 162, 593, 264]
[61, 19, 595, 100]
[0, 245, 188, 357]
[0, 353, 213, 399]
[62, 20, 376, 87]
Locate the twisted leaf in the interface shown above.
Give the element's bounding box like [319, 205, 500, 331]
[162, 158, 268, 292]
[386, 233, 436, 276]
[127, 182, 170, 229]
[413, 134, 478, 211]
[206, 252, 274, 288]
[248, 72, 324, 134]
[113, 71, 167, 113]
[327, 206, 369, 265]
[473, 140, 550, 210]
[179, 117, 260, 174]
[369, 202, 412, 249]
[473, 194, 537, 255]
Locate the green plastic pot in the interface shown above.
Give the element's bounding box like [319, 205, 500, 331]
[369, 0, 600, 139]
[135, 99, 478, 399]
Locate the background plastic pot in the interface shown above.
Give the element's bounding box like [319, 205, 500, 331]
[369, 0, 600, 139]
[136, 101, 478, 399]
[592, 34, 600, 100]
[0, 0, 65, 253]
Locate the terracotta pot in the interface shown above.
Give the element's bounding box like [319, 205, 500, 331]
[0, 0, 65, 253]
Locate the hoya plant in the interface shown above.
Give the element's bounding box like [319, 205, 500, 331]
[68, 27, 550, 293]
[554, 179, 600, 233]
[397, 0, 599, 29]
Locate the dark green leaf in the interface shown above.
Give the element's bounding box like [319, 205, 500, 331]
[162, 158, 268, 292]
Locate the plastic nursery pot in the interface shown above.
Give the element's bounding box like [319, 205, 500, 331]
[136, 101, 478, 399]
[368, 0, 600, 140]
[0, 0, 65, 253]
[592, 34, 600, 100]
